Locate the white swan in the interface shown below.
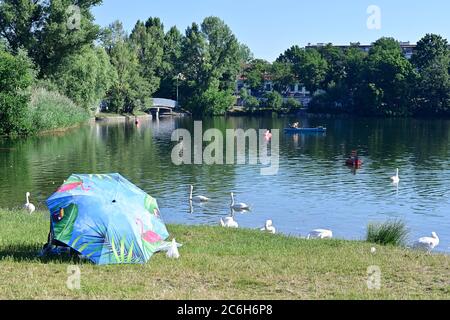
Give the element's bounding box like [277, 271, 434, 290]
[166, 238, 180, 259]
[390, 168, 400, 184]
[413, 232, 439, 252]
[260, 220, 276, 234]
[189, 185, 209, 202]
[307, 229, 333, 239]
[230, 193, 250, 211]
[220, 216, 239, 228]
[24, 192, 35, 214]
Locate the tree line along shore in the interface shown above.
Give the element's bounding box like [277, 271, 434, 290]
[1, 1, 449, 137]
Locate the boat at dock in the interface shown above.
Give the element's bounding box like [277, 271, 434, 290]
[284, 127, 327, 133]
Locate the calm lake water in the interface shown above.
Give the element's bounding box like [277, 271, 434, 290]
[1, 115, 449, 252]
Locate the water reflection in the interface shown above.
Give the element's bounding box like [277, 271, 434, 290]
[0, 115, 449, 252]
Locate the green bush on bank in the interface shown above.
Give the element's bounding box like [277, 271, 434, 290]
[283, 97, 302, 113]
[1, 46, 90, 136]
[366, 220, 409, 247]
[0, 49, 35, 136]
[263, 91, 283, 111]
[29, 87, 90, 133]
[185, 86, 236, 117]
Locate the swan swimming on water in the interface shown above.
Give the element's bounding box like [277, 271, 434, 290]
[230, 193, 250, 211]
[307, 229, 333, 239]
[390, 168, 400, 184]
[260, 220, 276, 234]
[413, 232, 439, 252]
[24, 192, 35, 214]
[189, 185, 209, 203]
[220, 216, 239, 228]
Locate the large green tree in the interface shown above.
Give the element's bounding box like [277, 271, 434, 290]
[414, 55, 450, 115]
[278, 46, 328, 93]
[180, 22, 210, 95]
[318, 44, 346, 88]
[180, 17, 241, 116]
[100, 20, 127, 55]
[357, 38, 417, 115]
[0, 0, 103, 76]
[271, 61, 295, 93]
[129, 18, 164, 95]
[412, 34, 450, 115]
[201, 16, 240, 91]
[156, 26, 183, 99]
[242, 59, 271, 93]
[51, 46, 117, 111]
[0, 0, 43, 52]
[105, 22, 152, 114]
[412, 34, 449, 71]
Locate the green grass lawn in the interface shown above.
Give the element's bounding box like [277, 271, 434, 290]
[0, 209, 449, 300]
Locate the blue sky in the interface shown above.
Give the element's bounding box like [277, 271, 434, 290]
[92, 0, 450, 62]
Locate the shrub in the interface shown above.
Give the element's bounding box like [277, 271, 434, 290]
[243, 95, 260, 112]
[0, 49, 35, 136]
[185, 86, 236, 117]
[366, 220, 409, 246]
[283, 97, 302, 112]
[263, 91, 283, 111]
[29, 87, 90, 132]
[51, 46, 117, 112]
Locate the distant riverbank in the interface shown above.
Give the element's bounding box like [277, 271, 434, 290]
[94, 112, 152, 122]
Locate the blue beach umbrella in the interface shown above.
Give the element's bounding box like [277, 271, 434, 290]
[46, 173, 169, 265]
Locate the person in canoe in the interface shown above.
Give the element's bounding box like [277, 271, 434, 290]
[346, 150, 362, 168]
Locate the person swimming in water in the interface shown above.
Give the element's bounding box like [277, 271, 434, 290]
[264, 129, 272, 140]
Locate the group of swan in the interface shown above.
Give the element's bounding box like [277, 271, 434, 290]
[24, 175, 441, 253]
[189, 185, 251, 211]
[220, 216, 276, 234]
[221, 215, 331, 239]
[387, 169, 440, 251]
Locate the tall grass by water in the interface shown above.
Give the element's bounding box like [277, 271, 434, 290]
[366, 220, 409, 247]
[29, 87, 89, 133]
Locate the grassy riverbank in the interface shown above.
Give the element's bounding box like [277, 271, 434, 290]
[0, 209, 448, 300]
